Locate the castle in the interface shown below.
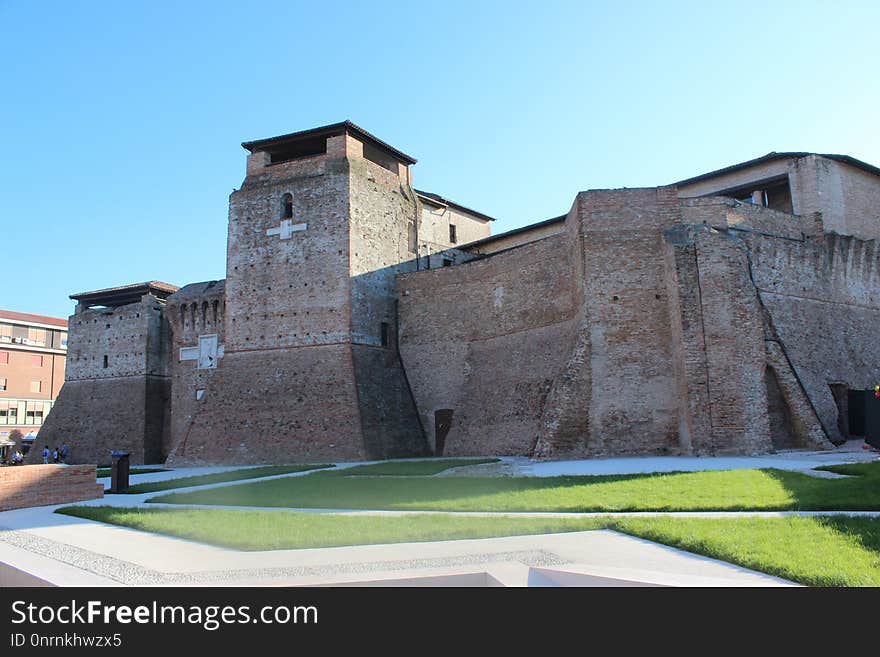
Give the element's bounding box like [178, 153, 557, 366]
[29, 121, 880, 465]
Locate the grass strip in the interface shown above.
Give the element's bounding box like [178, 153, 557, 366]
[119, 464, 334, 494]
[149, 461, 880, 511]
[339, 458, 499, 476]
[56, 505, 604, 550]
[609, 516, 880, 587]
[54, 506, 880, 586]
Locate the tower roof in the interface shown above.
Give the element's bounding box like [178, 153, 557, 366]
[241, 120, 417, 165]
[675, 151, 880, 187]
[70, 281, 179, 308]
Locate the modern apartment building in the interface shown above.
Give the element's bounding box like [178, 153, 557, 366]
[0, 309, 68, 456]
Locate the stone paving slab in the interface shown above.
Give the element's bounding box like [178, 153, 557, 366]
[0, 511, 794, 587]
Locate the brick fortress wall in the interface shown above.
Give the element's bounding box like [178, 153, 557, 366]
[26, 296, 170, 465]
[400, 187, 689, 459]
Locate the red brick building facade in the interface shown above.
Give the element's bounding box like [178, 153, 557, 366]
[0, 310, 68, 459]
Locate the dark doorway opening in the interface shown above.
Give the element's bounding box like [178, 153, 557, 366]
[865, 390, 880, 449]
[434, 409, 453, 456]
[847, 389, 865, 438]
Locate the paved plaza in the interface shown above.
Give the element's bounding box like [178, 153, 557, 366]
[1, 443, 876, 587]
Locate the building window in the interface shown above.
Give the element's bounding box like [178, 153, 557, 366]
[1, 406, 16, 424]
[0, 351, 8, 364]
[25, 410, 43, 425]
[449, 224, 457, 244]
[32, 354, 43, 367]
[362, 142, 399, 173]
[103, 355, 109, 369]
[0, 378, 6, 391]
[27, 327, 47, 346]
[380, 322, 389, 347]
[30, 380, 41, 393]
[281, 193, 293, 219]
[442, 258, 452, 267]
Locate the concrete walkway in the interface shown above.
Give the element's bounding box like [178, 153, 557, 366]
[446, 441, 879, 477]
[1, 445, 877, 587]
[0, 504, 796, 587]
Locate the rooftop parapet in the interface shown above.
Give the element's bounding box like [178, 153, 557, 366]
[71, 281, 179, 310]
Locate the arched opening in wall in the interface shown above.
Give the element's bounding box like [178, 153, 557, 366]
[190, 303, 197, 326]
[179, 306, 185, 327]
[434, 409, 453, 457]
[281, 193, 293, 219]
[765, 366, 798, 450]
[212, 299, 219, 324]
[201, 301, 208, 326]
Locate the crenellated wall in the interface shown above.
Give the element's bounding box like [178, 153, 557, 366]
[165, 280, 226, 462]
[746, 230, 880, 443]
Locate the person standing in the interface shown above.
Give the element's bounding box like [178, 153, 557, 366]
[61, 443, 69, 464]
[42, 445, 50, 464]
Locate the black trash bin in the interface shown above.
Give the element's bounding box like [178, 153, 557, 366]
[110, 450, 130, 493]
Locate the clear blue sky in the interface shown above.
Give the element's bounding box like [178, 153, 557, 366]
[2, 0, 878, 318]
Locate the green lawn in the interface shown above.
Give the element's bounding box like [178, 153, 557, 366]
[96, 467, 168, 478]
[341, 458, 499, 476]
[149, 460, 880, 511]
[118, 464, 334, 494]
[815, 462, 878, 476]
[54, 506, 880, 586]
[610, 516, 880, 587]
[57, 505, 604, 550]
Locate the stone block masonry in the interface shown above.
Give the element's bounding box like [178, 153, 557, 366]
[0, 465, 102, 512]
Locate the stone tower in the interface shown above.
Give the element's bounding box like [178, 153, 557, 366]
[166, 122, 430, 464]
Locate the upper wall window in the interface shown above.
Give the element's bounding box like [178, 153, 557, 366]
[724, 175, 793, 214]
[362, 142, 399, 174]
[281, 193, 293, 219]
[267, 137, 327, 165]
[449, 224, 457, 244]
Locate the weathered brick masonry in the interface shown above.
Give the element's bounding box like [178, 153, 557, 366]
[0, 465, 102, 512]
[27, 293, 170, 465]
[35, 128, 880, 463]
